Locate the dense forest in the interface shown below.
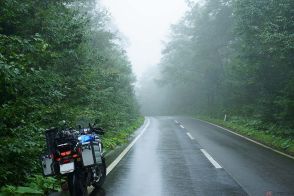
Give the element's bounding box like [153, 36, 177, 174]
[1, 0, 294, 192]
[139, 0, 293, 134]
[0, 0, 140, 189]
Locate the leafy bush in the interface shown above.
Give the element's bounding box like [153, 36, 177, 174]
[1, 175, 59, 195]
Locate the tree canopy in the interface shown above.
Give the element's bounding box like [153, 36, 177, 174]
[0, 0, 139, 186]
[143, 0, 293, 132]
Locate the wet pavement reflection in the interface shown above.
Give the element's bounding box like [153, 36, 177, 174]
[52, 116, 294, 196]
[99, 117, 247, 196]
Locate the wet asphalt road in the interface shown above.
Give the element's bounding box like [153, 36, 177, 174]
[177, 117, 294, 196]
[55, 116, 294, 196]
[93, 116, 294, 196]
[93, 117, 248, 196]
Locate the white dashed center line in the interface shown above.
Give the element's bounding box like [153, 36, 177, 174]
[180, 125, 185, 129]
[186, 132, 195, 140]
[200, 149, 222, 169]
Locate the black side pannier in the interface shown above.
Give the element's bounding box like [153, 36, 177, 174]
[40, 128, 58, 176]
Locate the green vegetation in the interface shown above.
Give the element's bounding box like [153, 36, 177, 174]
[140, 0, 293, 140]
[0, 0, 141, 191]
[1, 175, 59, 195]
[196, 116, 294, 156]
[103, 116, 145, 150]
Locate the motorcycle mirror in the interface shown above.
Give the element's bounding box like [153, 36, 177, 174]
[58, 120, 67, 127]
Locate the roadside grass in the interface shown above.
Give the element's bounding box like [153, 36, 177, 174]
[194, 116, 294, 157]
[102, 116, 145, 151]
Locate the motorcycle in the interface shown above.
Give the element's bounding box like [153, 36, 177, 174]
[40, 124, 106, 196]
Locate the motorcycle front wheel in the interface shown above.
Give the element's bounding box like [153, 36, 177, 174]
[68, 171, 88, 196]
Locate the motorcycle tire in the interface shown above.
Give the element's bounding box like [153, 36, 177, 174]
[68, 171, 88, 196]
[93, 157, 106, 188]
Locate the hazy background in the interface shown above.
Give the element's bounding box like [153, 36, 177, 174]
[100, 0, 294, 130]
[101, 0, 187, 80]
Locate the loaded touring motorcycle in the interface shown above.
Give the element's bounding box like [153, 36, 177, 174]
[40, 124, 106, 195]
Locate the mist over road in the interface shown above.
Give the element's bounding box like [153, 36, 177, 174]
[92, 117, 294, 196]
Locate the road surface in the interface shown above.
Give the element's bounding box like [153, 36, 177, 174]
[90, 116, 294, 196]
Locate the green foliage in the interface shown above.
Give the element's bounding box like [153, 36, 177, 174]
[103, 116, 144, 150]
[1, 186, 42, 195]
[156, 0, 234, 116]
[1, 175, 59, 195]
[0, 0, 140, 189]
[154, 0, 294, 134]
[232, 0, 294, 124]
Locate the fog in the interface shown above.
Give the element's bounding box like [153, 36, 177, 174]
[101, 0, 294, 127]
[101, 0, 187, 79]
[100, 0, 189, 115]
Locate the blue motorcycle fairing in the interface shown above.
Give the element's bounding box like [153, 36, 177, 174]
[78, 135, 95, 143]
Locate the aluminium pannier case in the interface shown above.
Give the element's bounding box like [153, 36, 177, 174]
[41, 154, 55, 176]
[81, 141, 102, 166]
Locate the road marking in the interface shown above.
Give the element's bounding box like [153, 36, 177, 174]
[196, 119, 294, 160]
[106, 118, 150, 175]
[174, 120, 179, 124]
[200, 149, 222, 169]
[186, 132, 195, 140]
[180, 125, 185, 129]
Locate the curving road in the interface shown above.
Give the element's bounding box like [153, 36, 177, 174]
[88, 116, 292, 195]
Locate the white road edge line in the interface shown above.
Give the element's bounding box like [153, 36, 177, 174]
[200, 149, 222, 169]
[180, 125, 185, 129]
[186, 132, 195, 140]
[196, 119, 294, 160]
[106, 118, 150, 175]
